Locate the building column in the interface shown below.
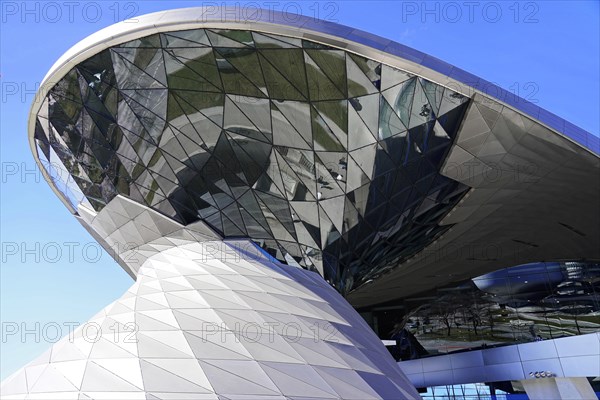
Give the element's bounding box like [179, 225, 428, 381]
[1, 240, 420, 399]
[521, 377, 596, 400]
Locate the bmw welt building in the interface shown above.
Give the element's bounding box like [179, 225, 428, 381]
[2, 7, 599, 400]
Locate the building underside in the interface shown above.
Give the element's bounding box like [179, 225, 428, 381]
[3, 6, 599, 400]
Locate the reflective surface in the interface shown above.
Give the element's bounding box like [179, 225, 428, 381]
[1, 240, 420, 399]
[422, 383, 514, 400]
[376, 262, 600, 358]
[33, 28, 471, 293]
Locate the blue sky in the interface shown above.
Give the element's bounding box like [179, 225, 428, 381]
[1, 0, 598, 379]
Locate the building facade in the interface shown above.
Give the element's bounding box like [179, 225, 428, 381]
[2, 7, 599, 399]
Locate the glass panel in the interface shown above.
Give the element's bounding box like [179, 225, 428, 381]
[377, 262, 600, 361]
[38, 28, 472, 294]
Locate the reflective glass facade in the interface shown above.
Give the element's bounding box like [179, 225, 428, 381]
[33, 28, 470, 293]
[373, 262, 600, 359]
[422, 383, 517, 400]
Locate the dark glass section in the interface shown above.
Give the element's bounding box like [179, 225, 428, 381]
[371, 262, 600, 359]
[35, 29, 470, 294]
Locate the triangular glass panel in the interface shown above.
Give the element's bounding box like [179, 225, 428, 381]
[262, 152, 287, 196]
[271, 101, 313, 148]
[346, 54, 379, 97]
[379, 132, 409, 166]
[203, 210, 224, 234]
[223, 95, 270, 143]
[230, 96, 272, 141]
[221, 210, 247, 237]
[258, 49, 308, 100]
[439, 87, 469, 116]
[77, 49, 117, 96]
[252, 32, 301, 48]
[162, 29, 211, 47]
[428, 120, 452, 150]
[171, 89, 224, 127]
[51, 69, 83, 108]
[119, 89, 168, 143]
[379, 95, 407, 140]
[420, 78, 444, 114]
[206, 29, 252, 48]
[373, 145, 397, 178]
[165, 46, 222, 90]
[213, 49, 266, 98]
[314, 151, 347, 196]
[409, 79, 435, 129]
[111, 48, 166, 89]
[225, 131, 271, 185]
[349, 53, 381, 89]
[318, 207, 341, 249]
[380, 64, 412, 91]
[214, 47, 267, 95]
[311, 105, 345, 151]
[408, 119, 435, 153]
[254, 191, 297, 238]
[293, 220, 321, 249]
[162, 49, 221, 92]
[305, 49, 347, 97]
[319, 197, 345, 234]
[313, 100, 348, 147]
[304, 51, 345, 101]
[240, 207, 272, 239]
[119, 33, 161, 48]
[349, 143, 376, 181]
[345, 154, 371, 193]
[438, 99, 470, 139]
[255, 195, 297, 242]
[348, 102, 377, 151]
[274, 148, 318, 201]
[382, 77, 415, 129]
[352, 93, 380, 138]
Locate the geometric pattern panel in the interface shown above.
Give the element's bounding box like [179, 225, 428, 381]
[443, 94, 584, 189]
[75, 195, 221, 277]
[33, 29, 470, 294]
[1, 240, 420, 399]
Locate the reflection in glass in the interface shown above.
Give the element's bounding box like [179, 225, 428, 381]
[34, 28, 471, 294]
[377, 262, 600, 359]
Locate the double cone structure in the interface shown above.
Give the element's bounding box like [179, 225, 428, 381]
[3, 6, 599, 400]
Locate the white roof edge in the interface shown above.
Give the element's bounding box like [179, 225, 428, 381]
[28, 6, 598, 215]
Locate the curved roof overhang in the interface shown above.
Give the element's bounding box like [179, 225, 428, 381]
[28, 7, 600, 307]
[28, 6, 599, 214]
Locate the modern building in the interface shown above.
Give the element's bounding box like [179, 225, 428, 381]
[2, 6, 599, 400]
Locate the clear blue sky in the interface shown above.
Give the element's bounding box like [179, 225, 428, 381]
[1, 0, 598, 379]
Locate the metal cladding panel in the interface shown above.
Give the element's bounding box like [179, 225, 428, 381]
[398, 333, 600, 387]
[1, 239, 420, 399]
